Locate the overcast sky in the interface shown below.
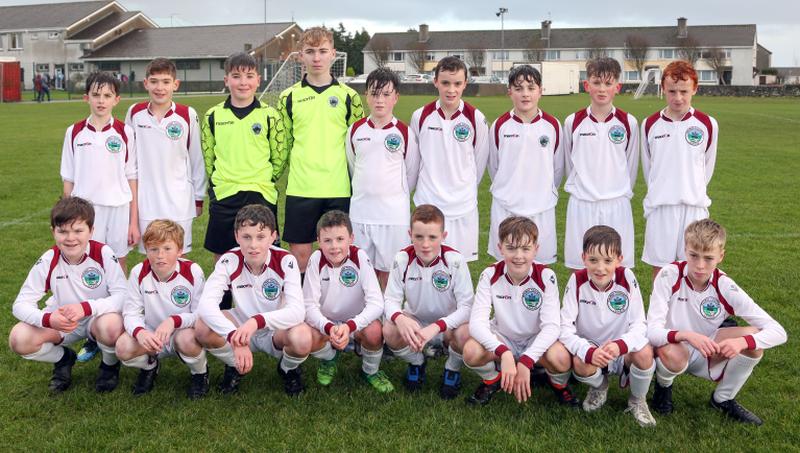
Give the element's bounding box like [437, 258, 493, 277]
[3, 0, 799, 65]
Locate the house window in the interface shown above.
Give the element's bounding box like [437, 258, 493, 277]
[659, 49, 675, 59]
[425, 53, 436, 61]
[36, 63, 50, 72]
[0, 34, 4, 50]
[48, 32, 61, 40]
[544, 50, 560, 60]
[176, 60, 200, 70]
[579, 70, 587, 81]
[391, 52, 403, 61]
[625, 71, 641, 82]
[700, 49, 731, 59]
[492, 50, 509, 60]
[10, 32, 23, 49]
[97, 61, 121, 71]
[698, 70, 716, 82]
[69, 63, 85, 72]
[448, 52, 462, 60]
[30, 33, 39, 41]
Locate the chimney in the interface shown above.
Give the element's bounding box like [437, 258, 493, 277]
[541, 20, 551, 44]
[677, 17, 688, 38]
[419, 24, 429, 42]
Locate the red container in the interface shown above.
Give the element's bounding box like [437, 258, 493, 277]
[0, 61, 22, 102]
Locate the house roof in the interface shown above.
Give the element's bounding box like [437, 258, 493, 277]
[366, 24, 758, 52]
[84, 22, 296, 60]
[0, 1, 112, 31]
[69, 11, 141, 40]
[774, 67, 800, 77]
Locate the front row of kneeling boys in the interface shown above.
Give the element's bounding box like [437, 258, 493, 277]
[10, 197, 786, 427]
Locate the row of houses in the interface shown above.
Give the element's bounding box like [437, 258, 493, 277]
[0, 1, 788, 90]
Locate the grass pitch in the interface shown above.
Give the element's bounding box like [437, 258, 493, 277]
[0, 93, 798, 451]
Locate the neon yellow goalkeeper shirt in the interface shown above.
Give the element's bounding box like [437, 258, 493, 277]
[278, 76, 364, 198]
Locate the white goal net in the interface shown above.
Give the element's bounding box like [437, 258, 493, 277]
[259, 51, 348, 108]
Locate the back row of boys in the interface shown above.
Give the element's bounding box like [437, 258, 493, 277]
[58, 26, 713, 288]
[10, 197, 786, 429]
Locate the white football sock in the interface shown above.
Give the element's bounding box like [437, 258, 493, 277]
[178, 350, 208, 375]
[574, 369, 605, 388]
[208, 343, 236, 367]
[655, 357, 687, 387]
[22, 342, 64, 363]
[445, 346, 463, 372]
[280, 352, 307, 372]
[96, 340, 119, 366]
[466, 360, 499, 382]
[547, 370, 572, 388]
[713, 354, 761, 403]
[390, 346, 425, 366]
[311, 342, 337, 361]
[361, 347, 383, 375]
[629, 362, 655, 400]
[121, 354, 156, 370]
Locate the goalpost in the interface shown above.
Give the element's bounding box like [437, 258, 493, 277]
[634, 68, 663, 100]
[258, 51, 348, 108]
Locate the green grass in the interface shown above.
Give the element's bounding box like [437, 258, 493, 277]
[1, 93, 798, 451]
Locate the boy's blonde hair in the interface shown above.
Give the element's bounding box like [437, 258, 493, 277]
[684, 218, 727, 252]
[498, 216, 538, 247]
[142, 219, 185, 249]
[300, 27, 334, 48]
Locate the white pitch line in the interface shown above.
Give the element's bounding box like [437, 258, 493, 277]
[0, 208, 50, 229]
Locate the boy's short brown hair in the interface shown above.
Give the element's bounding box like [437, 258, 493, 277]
[317, 210, 353, 235]
[410, 204, 445, 231]
[662, 60, 698, 88]
[84, 71, 120, 95]
[142, 219, 184, 249]
[684, 218, 726, 252]
[582, 225, 622, 257]
[498, 216, 538, 246]
[145, 58, 177, 79]
[51, 196, 94, 229]
[300, 27, 334, 48]
[234, 204, 277, 233]
[434, 56, 468, 80]
[585, 57, 621, 81]
[224, 52, 258, 74]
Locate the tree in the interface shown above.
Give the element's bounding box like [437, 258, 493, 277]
[586, 37, 607, 59]
[706, 46, 728, 84]
[466, 46, 486, 76]
[524, 36, 544, 63]
[408, 42, 428, 73]
[624, 34, 650, 77]
[368, 36, 391, 69]
[676, 35, 702, 67]
[331, 23, 371, 74]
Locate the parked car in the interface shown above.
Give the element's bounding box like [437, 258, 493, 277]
[402, 73, 432, 83]
[469, 75, 502, 84]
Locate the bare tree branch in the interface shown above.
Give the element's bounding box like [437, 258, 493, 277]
[368, 36, 391, 68]
[706, 46, 728, 84]
[466, 46, 486, 75]
[624, 34, 650, 75]
[408, 42, 428, 73]
[586, 37, 607, 59]
[676, 35, 702, 67]
[524, 37, 544, 63]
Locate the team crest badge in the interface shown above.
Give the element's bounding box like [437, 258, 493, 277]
[539, 135, 550, 147]
[262, 278, 281, 300]
[607, 291, 629, 314]
[384, 133, 402, 152]
[432, 270, 451, 291]
[81, 267, 102, 289]
[700, 297, 721, 319]
[165, 121, 183, 140]
[328, 96, 339, 108]
[453, 122, 472, 142]
[252, 123, 263, 135]
[686, 126, 704, 146]
[339, 265, 359, 287]
[170, 286, 191, 307]
[521, 288, 542, 311]
[608, 125, 626, 144]
[105, 136, 123, 153]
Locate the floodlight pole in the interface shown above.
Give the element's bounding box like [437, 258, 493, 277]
[496, 8, 508, 77]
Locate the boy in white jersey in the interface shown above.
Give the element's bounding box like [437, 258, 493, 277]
[61, 72, 138, 272]
[487, 65, 564, 263]
[347, 68, 418, 289]
[115, 220, 209, 398]
[383, 205, 473, 399]
[464, 217, 578, 407]
[562, 57, 638, 270]
[648, 219, 786, 425]
[409, 57, 489, 262]
[305, 211, 393, 393]
[194, 205, 312, 396]
[641, 61, 719, 280]
[125, 58, 206, 253]
[560, 226, 656, 426]
[9, 197, 126, 393]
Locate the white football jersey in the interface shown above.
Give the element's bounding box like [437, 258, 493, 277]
[559, 267, 647, 364]
[647, 262, 787, 350]
[410, 100, 489, 217]
[563, 107, 639, 202]
[346, 116, 418, 226]
[470, 261, 560, 368]
[641, 108, 718, 214]
[198, 246, 304, 341]
[13, 240, 127, 328]
[126, 102, 207, 221]
[124, 258, 205, 337]
[488, 109, 564, 216]
[384, 244, 473, 331]
[60, 117, 137, 207]
[303, 246, 384, 335]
